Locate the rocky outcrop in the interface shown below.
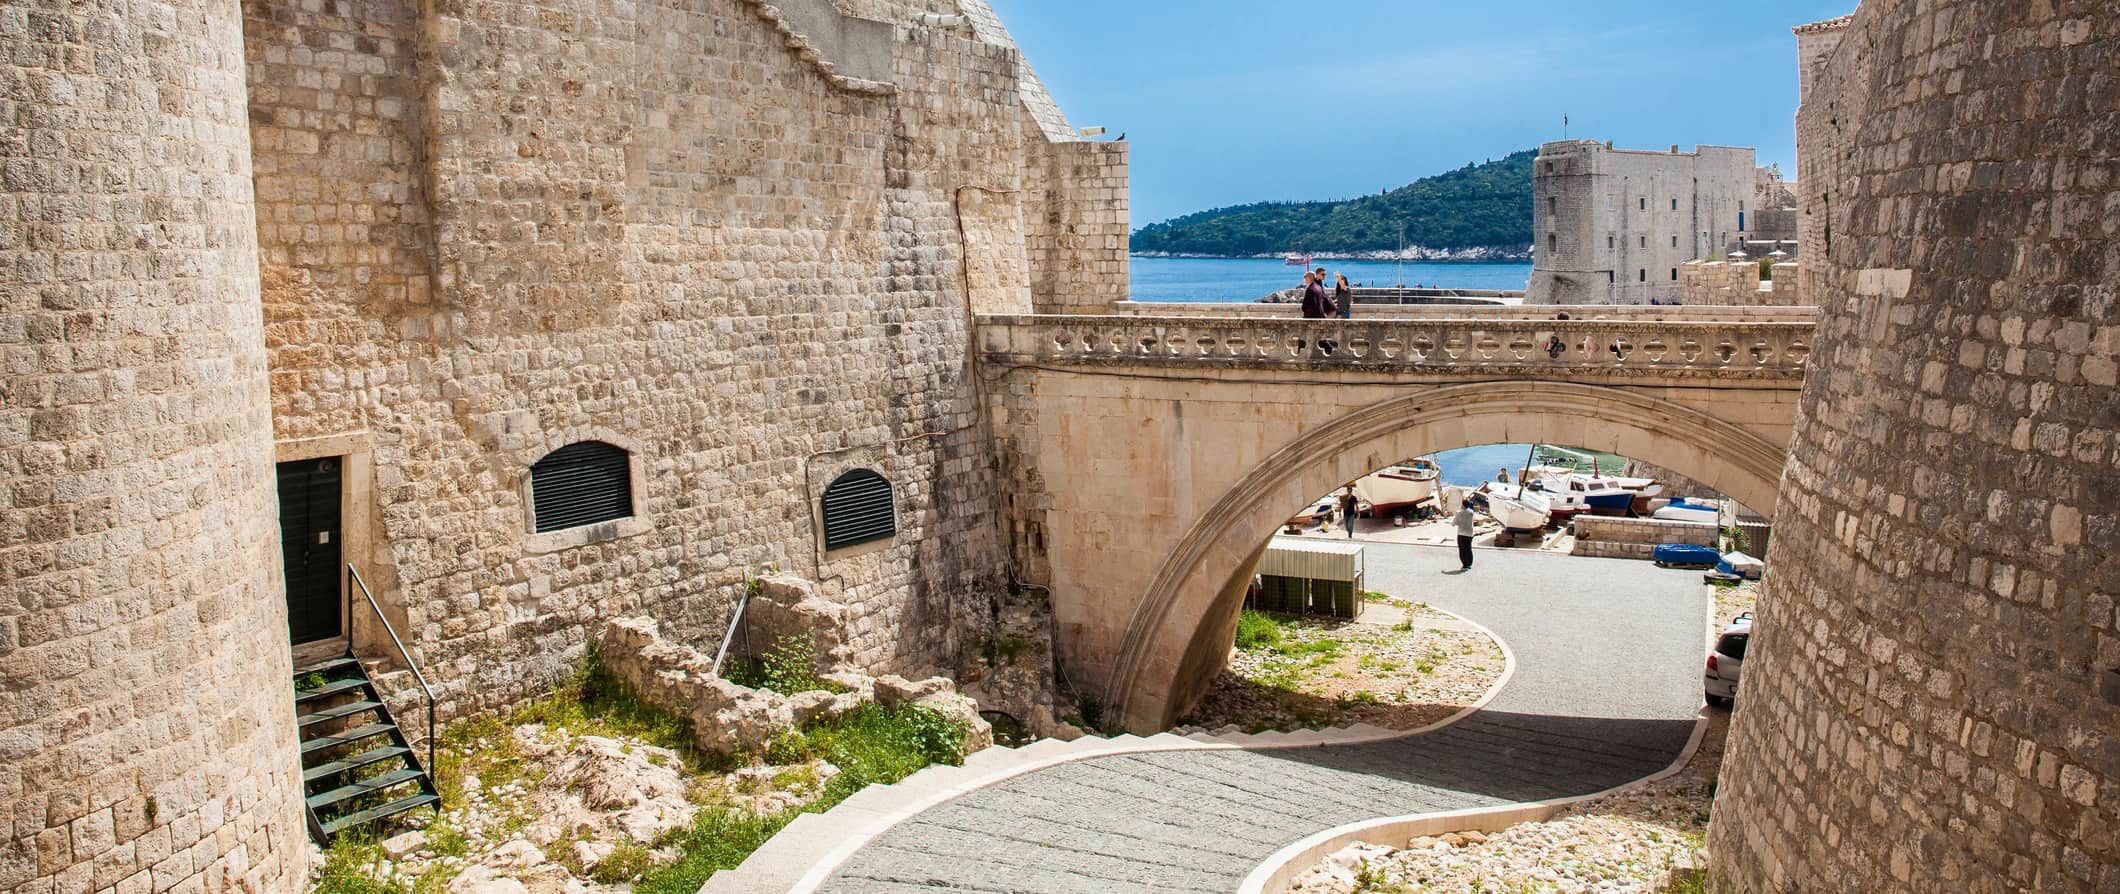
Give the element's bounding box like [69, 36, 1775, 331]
[599, 617, 802, 756]
[598, 617, 992, 757]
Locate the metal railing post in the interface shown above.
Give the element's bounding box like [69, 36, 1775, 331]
[346, 564, 439, 795]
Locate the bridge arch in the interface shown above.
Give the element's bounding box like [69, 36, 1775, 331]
[1104, 380, 1786, 731]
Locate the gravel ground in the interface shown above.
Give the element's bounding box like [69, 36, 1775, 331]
[1178, 601, 1507, 733]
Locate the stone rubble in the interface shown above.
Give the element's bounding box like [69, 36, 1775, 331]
[598, 616, 994, 758]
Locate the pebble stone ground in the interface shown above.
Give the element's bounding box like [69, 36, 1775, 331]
[814, 543, 1710, 893]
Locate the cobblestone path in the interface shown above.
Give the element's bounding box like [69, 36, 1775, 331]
[817, 544, 1709, 893]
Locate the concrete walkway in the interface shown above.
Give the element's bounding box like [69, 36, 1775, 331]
[806, 544, 1709, 893]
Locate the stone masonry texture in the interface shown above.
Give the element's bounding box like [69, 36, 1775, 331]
[240, 0, 1126, 723]
[1707, 2, 2120, 892]
[0, 0, 309, 892]
[1529, 140, 1755, 305]
[6, 0, 1126, 888]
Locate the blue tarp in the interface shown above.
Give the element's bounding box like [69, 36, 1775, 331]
[1654, 544, 1722, 566]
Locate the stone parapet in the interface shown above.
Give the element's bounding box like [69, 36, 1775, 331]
[978, 314, 1815, 379]
[1109, 302, 1823, 322]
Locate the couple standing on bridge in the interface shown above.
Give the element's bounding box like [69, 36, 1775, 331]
[1300, 267, 1352, 357]
[1299, 267, 1352, 320]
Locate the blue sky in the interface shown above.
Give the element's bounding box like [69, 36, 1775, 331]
[985, 1, 1855, 228]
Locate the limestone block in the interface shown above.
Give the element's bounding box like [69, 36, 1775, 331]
[746, 574, 856, 673]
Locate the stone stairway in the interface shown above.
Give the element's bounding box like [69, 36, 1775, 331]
[699, 722, 1401, 894]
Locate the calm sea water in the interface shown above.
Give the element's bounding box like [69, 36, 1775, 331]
[1415, 444, 1634, 487]
[1124, 258, 1634, 488]
[1128, 256, 1533, 303]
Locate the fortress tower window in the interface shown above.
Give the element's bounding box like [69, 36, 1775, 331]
[1672, 235, 1680, 248]
[1547, 196, 1557, 216]
[821, 469, 897, 551]
[1671, 268, 1679, 280]
[1639, 269, 1646, 282]
[1639, 197, 1647, 211]
[530, 441, 635, 533]
[1671, 198, 1679, 211]
[1608, 235, 1615, 249]
[1548, 233, 1557, 252]
[1639, 236, 1647, 248]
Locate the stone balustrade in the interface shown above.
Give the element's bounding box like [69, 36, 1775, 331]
[977, 314, 1815, 377]
[1108, 300, 1822, 322]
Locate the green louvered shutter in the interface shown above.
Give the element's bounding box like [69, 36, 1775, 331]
[822, 469, 895, 550]
[531, 441, 633, 533]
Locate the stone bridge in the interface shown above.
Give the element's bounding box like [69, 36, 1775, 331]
[980, 308, 1815, 732]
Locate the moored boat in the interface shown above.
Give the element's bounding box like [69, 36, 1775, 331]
[1472, 481, 1552, 530]
[1352, 458, 1442, 518]
[1652, 497, 1720, 524]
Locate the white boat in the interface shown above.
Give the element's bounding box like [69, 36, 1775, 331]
[1352, 459, 1442, 518]
[1473, 481, 1552, 530]
[1652, 498, 1720, 524]
[1530, 460, 1664, 517]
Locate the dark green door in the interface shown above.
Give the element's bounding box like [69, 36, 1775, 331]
[276, 457, 343, 644]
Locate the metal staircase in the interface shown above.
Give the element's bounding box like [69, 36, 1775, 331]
[294, 565, 443, 842]
[294, 654, 440, 841]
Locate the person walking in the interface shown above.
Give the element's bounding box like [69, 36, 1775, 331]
[1334, 273, 1353, 319]
[1454, 503, 1477, 570]
[1340, 486, 1359, 540]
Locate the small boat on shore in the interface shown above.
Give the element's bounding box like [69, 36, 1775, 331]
[1472, 481, 1552, 530]
[1352, 459, 1442, 519]
[1532, 460, 1663, 517]
[1653, 497, 1721, 524]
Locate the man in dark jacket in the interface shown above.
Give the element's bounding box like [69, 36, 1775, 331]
[1300, 272, 1336, 355]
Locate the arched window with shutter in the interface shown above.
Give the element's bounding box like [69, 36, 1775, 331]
[821, 469, 895, 551]
[529, 441, 634, 533]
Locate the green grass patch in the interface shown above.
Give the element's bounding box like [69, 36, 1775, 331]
[635, 703, 965, 894]
[1234, 609, 1284, 650]
[312, 835, 399, 894]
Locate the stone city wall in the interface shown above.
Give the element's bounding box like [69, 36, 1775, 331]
[0, 1, 308, 892]
[1677, 260, 1803, 307]
[1568, 516, 1719, 560]
[242, 0, 1111, 720]
[1708, 3, 2120, 893]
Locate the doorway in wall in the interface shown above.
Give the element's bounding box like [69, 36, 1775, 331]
[276, 456, 344, 646]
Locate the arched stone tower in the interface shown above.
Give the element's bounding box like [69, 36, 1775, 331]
[1709, 2, 2119, 892]
[0, 0, 307, 891]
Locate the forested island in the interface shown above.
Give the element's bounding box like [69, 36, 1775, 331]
[1130, 150, 1534, 260]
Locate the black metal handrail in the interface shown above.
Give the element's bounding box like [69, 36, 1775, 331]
[346, 564, 437, 787]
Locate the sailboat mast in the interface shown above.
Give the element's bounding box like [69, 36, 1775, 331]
[1519, 443, 1538, 491]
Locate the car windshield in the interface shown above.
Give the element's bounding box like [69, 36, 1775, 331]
[1716, 633, 1749, 661]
